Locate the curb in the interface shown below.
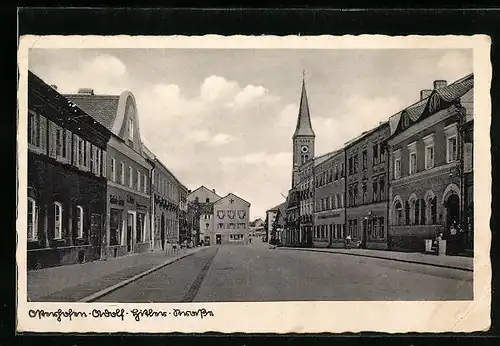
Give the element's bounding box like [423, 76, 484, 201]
[78, 247, 207, 302]
[280, 247, 473, 272]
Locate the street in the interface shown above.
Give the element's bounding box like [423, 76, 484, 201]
[96, 237, 472, 302]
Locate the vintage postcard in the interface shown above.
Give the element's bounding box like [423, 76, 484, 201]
[16, 34, 492, 333]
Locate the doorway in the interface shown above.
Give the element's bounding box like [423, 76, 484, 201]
[216, 233, 222, 245]
[161, 213, 166, 250]
[446, 193, 460, 231]
[127, 212, 135, 253]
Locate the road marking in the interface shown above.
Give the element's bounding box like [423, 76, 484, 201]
[181, 248, 219, 302]
[78, 248, 206, 302]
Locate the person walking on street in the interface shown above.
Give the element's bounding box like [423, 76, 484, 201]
[344, 234, 352, 249]
[449, 221, 458, 254]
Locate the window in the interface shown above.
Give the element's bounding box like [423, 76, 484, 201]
[394, 201, 403, 226]
[76, 205, 84, 238]
[129, 166, 133, 188]
[78, 138, 84, 167]
[229, 234, 244, 241]
[348, 157, 353, 175]
[373, 144, 379, 165]
[353, 155, 359, 173]
[340, 162, 345, 177]
[111, 158, 116, 182]
[373, 182, 378, 202]
[55, 128, 66, 158]
[380, 145, 386, 162]
[28, 111, 41, 147]
[120, 162, 125, 184]
[27, 197, 37, 240]
[96, 148, 101, 176]
[405, 201, 410, 225]
[143, 173, 147, 193]
[394, 158, 401, 179]
[409, 152, 417, 174]
[206, 198, 210, 203]
[362, 183, 367, 204]
[379, 217, 385, 238]
[217, 223, 223, 229]
[425, 145, 435, 169]
[379, 180, 385, 200]
[54, 202, 62, 239]
[128, 117, 134, 141]
[445, 123, 458, 163]
[408, 141, 417, 175]
[423, 133, 436, 170]
[137, 170, 141, 191]
[340, 193, 344, 208]
[90, 145, 95, 172]
[447, 136, 458, 163]
[362, 150, 368, 170]
[205, 223, 209, 229]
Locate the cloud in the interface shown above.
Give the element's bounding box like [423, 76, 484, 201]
[226, 84, 277, 110]
[212, 133, 237, 146]
[200, 75, 239, 102]
[82, 54, 127, 78]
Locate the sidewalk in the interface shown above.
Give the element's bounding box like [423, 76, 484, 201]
[280, 247, 473, 272]
[27, 247, 205, 302]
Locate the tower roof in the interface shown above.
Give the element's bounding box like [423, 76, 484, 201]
[293, 77, 315, 138]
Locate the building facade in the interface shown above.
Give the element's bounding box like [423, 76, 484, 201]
[65, 88, 152, 259]
[187, 186, 221, 244]
[27, 71, 111, 269]
[313, 150, 346, 248]
[297, 158, 315, 246]
[284, 187, 300, 246]
[211, 193, 251, 245]
[387, 74, 474, 252]
[345, 122, 390, 250]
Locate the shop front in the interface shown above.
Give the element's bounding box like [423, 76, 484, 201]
[313, 210, 345, 248]
[106, 185, 151, 258]
[346, 202, 388, 250]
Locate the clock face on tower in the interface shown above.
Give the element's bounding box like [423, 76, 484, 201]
[301, 145, 309, 153]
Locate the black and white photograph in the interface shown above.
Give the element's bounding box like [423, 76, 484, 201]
[16, 34, 492, 333]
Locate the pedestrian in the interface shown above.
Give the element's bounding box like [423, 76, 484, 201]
[345, 234, 352, 249]
[449, 221, 458, 254]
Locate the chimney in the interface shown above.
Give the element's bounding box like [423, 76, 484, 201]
[188, 189, 192, 193]
[420, 89, 432, 100]
[78, 88, 94, 95]
[50, 84, 58, 90]
[433, 80, 447, 90]
[212, 189, 216, 193]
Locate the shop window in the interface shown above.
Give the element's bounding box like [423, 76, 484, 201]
[27, 197, 38, 240]
[54, 202, 63, 239]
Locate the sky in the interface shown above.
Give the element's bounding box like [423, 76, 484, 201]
[28, 48, 472, 219]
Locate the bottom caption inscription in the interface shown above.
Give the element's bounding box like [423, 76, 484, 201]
[29, 308, 215, 322]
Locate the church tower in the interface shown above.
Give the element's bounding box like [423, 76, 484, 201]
[291, 74, 315, 188]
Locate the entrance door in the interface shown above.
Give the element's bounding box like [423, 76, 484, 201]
[216, 234, 222, 244]
[446, 194, 460, 230]
[161, 214, 166, 250]
[90, 213, 102, 260]
[127, 212, 135, 253]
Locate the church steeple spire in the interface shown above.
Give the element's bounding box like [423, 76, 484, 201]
[293, 72, 315, 138]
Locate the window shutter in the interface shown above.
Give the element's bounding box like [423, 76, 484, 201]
[39, 116, 47, 154]
[34, 205, 39, 240]
[85, 141, 91, 171]
[102, 150, 107, 178]
[66, 129, 72, 163]
[73, 134, 79, 166]
[48, 122, 56, 158]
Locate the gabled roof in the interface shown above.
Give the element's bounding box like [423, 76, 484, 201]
[293, 78, 315, 138]
[214, 193, 251, 206]
[188, 185, 222, 199]
[390, 73, 473, 137]
[64, 93, 120, 131]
